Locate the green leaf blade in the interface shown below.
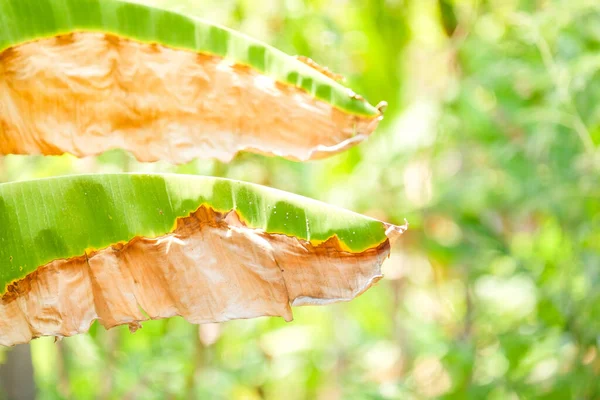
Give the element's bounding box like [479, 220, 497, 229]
[0, 0, 378, 117]
[0, 173, 393, 293]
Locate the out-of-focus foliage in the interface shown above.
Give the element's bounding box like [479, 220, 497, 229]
[2, 0, 600, 398]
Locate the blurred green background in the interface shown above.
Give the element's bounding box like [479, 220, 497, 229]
[2, 0, 600, 398]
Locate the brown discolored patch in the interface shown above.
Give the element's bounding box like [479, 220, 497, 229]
[103, 33, 121, 48]
[0, 206, 391, 346]
[148, 42, 162, 54]
[0, 32, 382, 163]
[0, 47, 15, 63]
[54, 33, 76, 46]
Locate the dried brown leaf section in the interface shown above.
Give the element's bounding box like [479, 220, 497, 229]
[0, 206, 389, 346]
[0, 32, 382, 163]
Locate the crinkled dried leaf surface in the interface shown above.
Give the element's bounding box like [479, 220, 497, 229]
[0, 0, 385, 162]
[0, 174, 406, 346]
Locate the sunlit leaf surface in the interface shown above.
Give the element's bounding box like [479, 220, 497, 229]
[0, 0, 384, 163]
[0, 174, 403, 346]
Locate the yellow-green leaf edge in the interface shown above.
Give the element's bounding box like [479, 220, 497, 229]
[0, 174, 389, 294]
[0, 0, 379, 117]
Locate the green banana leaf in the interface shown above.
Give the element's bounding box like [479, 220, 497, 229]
[0, 0, 385, 162]
[0, 174, 404, 346]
